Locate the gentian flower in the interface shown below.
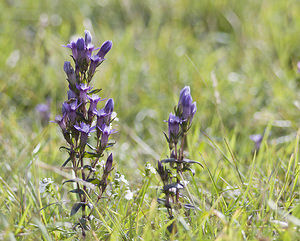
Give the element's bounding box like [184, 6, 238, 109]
[65, 41, 78, 61]
[74, 122, 95, 148]
[53, 115, 67, 132]
[99, 124, 116, 150]
[36, 100, 51, 125]
[104, 98, 114, 124]
[94, 108, 107, 132]
[62, 99, 79, 124]
[177, 86, 197, 126]
[177, 86, 190, 114]
[168, 113, 181, 144]
[87, 94, 102, 120]
[88, 55, 103, 81]
[88, 40, 112, 81]
[97, 40, 112, 59]
[64, 61, 76, 85]
[249, 134, 263, 151]
[84, 30, 92, 46]
[104, 153, 113, 174]
[76, 83, 92, 103]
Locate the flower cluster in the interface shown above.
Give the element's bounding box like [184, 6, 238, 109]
[157, 86, 202, 219]
[53, 31, 115, 236]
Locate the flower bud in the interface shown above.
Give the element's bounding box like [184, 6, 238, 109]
[63, 61, 76, 85]
[97, 40, 112, 59]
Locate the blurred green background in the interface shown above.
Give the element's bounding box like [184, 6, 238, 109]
[1, 0, 300, 239]
[1, 0, 300, 171]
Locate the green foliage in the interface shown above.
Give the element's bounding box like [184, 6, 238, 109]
[0, 0, 299, 240]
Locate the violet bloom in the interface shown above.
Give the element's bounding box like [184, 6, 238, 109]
[177, 86, 197, 124]
[88, 55, 103, 80]
[178, 86, 191, 113]
[74, 122, 95, 148]
[168, 113, 181, 144]
[104, 153, 113, 173]
[64, 61, 76, 85]
[249, 134, 263, 151]
[65, 32, 95, 72]
[104, 98, 114, 124]
[62, 99, 79, 124]
[36, 100, 51, 125]
[88, 40, 112, 80]
[94, 108, 107, 132]
[87, 94, 102, 120]
[76, 83, 92, 103]
[53, 115, 67, 132]
[97, 40, 112, 59]
[99, 124, 116, 150]
[84, 30, 92, 46]
[65, 41, 78, 60]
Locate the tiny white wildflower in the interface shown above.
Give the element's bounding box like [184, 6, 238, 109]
[145, 163, 156, 174]
[115, 173, 129, 185]
[39, 178, 53, 193]
[124, 189, 133, 200]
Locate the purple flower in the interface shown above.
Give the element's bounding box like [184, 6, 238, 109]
[177, 86, 197, 124]
[53, 115, 67, 132]
[88, 55, 103, 80]
[87, 94, 102, 120]
[97, 40, 112, 59]
[36, 100, 51, 125]
[84, 30, 92, 46]
[65, 41, 78, 60]
[94, 108, 107, 130]
[178, 86, 190, 108]
[99, 124, 116, 150]
[62, 99, 79, 124]
[76, 83, 92, 103]
[76, 38, 86, 61]
[168, 113, 181, 144]
[104, 153, 113, 173]
[74, 122, 95, 148]
[157, 160, 168, 183]
[63, 61, 76, 85]
[104, 98, 114, 124]
[249, 134, 263, 151]
[65, 31, 96, 72]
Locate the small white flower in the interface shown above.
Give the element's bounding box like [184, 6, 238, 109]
[145, 163, 156, 174]
[124, 189, 133, 200]
[115, 173, 129, 185]
[39, 178, 53, 193]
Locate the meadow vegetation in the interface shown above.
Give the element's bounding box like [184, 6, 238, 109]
[0, 0, 299, 240]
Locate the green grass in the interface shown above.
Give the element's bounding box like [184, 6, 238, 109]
[0, 0, 300, 240]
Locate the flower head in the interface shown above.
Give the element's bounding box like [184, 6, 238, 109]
[76, 83, 92, 103]
[87, 94, 102, 119]
[167, 113, 181, 144]
[177, 86, 197, 126]
[97, 40, 112, 59]
[250, 134, 263, 151]
[104, 153, 113, 173]
[99, 124, 116, 150]
[74, 122, 95, 148]
[63, 61, 76, 85]
[62, 99, 79, 124]
[104, 98, 114, 124]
